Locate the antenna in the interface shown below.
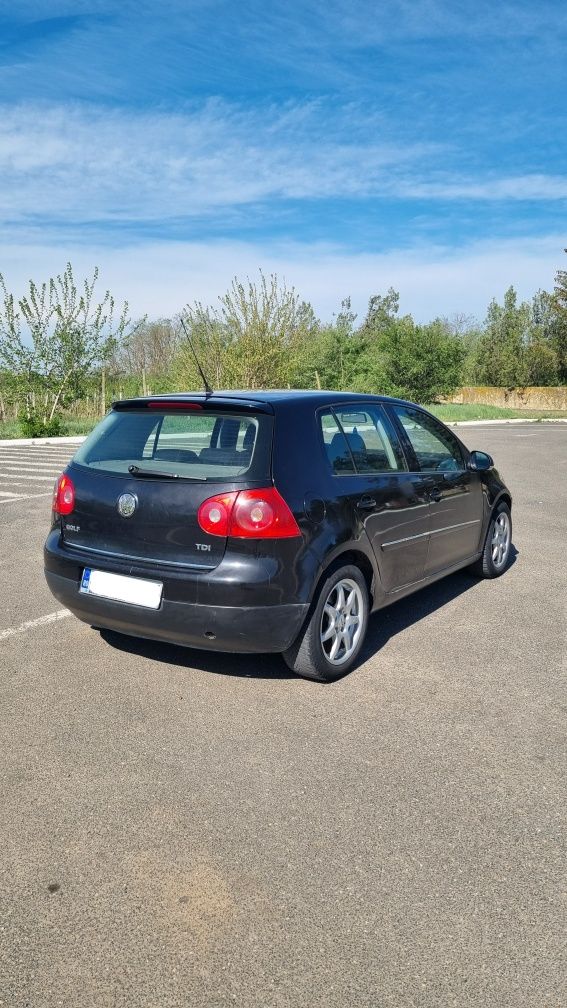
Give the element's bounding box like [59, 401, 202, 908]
[179, 316, 213, 396]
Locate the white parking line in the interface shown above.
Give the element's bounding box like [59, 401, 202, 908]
[0, 455, 72, 463]
[0, 609, 71, 641]
[0, 447, 72, 453]
[0, 472, 56, 481]
[0, 490, 25, 497]
[0, 458, 71, 465]
[0, 491, 52, 504]
[0, 467, 59, 475]
[0, 480, 52, 487]
[0, 466, 60, 476]
[0, 461, 64, 467]
[0, 481, 53, 488]
[0, 445, 73, 451]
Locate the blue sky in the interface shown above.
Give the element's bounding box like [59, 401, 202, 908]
[0, 0, 565, 321]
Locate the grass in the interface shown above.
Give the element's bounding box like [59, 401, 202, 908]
[58, 418, 97, 436]
[0, 417, 96, 439]
[426, 403, 567, 422]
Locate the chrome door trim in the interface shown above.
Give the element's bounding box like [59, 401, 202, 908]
[382, 518, 480, 551]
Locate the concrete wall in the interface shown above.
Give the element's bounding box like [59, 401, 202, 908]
[448, 386, 567, 410]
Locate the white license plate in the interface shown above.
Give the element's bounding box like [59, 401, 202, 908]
[80, 568, 163, 609]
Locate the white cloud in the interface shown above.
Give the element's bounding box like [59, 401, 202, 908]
[400, 175, 567, 200]
[1, 101, 565, 228]
[0, 100, 436, 222]
[0, 233, 562, 324]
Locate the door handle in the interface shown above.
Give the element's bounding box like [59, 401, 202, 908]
[357, 496, 376, 510]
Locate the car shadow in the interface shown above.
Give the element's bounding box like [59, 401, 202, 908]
[98, 628, 295, 680]
[360, 544, 519, 668]
[98, 546, 518, 683]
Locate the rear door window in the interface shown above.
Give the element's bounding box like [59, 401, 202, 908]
[319, 411, 356, 474]
[319, 405, 407, 475]
[73, 408, 272, 482]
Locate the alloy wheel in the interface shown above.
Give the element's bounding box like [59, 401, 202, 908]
[320, 577, 364, 666]
[491, 511, 511, 569]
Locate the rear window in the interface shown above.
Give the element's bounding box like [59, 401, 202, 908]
[73, 409, 273, 482]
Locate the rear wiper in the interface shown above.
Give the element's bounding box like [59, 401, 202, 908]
[128, 465, 205, 482]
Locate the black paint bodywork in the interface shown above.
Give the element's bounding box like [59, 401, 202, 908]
[44, 390, 512, 654]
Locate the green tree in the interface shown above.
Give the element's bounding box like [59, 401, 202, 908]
[524, 341, 559, 385]
[0, 264, 133, 434]
[292, 298, 359, 390]
[471, 286, 530, 387]
[469, 285, 563, 388]
[350, 291, 465, 401]
[550, 251, 567, 381]
[359, 287, 400, 337]
[524, 290, 559, 385]
[176, 271, 319, 390]
[376, 317, 465, 402]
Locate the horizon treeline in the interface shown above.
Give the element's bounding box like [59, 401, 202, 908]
[0, 261, 566, 437]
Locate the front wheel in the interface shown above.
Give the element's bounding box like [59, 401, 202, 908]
[470, 502, 512, 578]
[283, 564, 369, 682]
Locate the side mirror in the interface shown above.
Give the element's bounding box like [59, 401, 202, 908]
[468, 450, 494, 472]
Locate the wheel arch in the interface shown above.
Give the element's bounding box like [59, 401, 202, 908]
[478, 489, 512, 554]
[494, 490, 512, 513]
[308, 548, 376, 611]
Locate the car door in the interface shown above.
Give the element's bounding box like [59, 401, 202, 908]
[319, 404, 432, 593]
[387, 404, 484, 576]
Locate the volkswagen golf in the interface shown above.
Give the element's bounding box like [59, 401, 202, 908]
[44, 391, 512, 681]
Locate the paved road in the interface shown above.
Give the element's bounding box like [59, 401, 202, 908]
[0, 443, 76, 505]
[0, 425, 565, 1008]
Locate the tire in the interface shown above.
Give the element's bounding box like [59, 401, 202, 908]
[283, 564, 369, 682]
[470, 502, 512, 579]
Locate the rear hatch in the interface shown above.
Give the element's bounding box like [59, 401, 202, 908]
[62, 397, 274, 569]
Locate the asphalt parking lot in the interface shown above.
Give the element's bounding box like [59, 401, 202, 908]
[0, 424, 565, 1008]
[0, 441, 75, 505]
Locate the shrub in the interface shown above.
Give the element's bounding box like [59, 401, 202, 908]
[20, 414, 63, 438]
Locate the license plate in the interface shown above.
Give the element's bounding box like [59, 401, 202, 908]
[80, 568, 163, 610]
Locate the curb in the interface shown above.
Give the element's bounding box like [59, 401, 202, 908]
[447, 418, 567, 427]
[0, 436, 87, 447]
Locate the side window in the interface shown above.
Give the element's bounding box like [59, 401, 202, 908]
[333, 406, 407, 474]
[318, 405, 407, 475]
[392, 406, 465, 472]
[318, 410, 356, 474]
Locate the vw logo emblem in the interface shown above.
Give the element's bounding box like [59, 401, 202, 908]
[117, 492, 137, 518]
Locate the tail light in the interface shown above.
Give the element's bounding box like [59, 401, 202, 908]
[198, 487, 300, 539]
[52, 473, 75, 516]
[198, 493, 239, 536]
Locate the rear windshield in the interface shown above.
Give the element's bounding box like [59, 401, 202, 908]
[73, 409, 273, 482]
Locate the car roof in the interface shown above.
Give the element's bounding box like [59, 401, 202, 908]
[128, 389, 416, 409]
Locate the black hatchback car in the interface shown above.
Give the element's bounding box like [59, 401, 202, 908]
[44, 391, 512, 681]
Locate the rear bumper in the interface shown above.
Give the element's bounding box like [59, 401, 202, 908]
[44, 567, 308, 655]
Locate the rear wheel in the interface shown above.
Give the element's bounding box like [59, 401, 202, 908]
[470, 502, 512, 578]
[283, 565, 369, 682]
